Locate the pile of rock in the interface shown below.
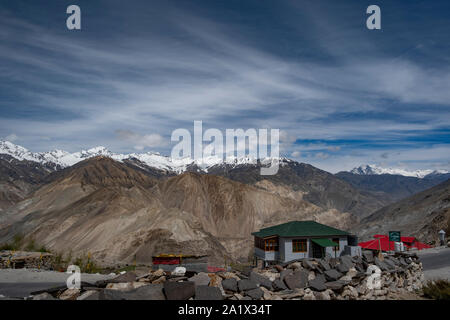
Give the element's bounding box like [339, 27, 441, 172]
[28, 251, 425, 300]
[0, 251, 53, 269]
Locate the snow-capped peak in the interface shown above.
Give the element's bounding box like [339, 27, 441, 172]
[0, 140, 286, 174]
[350, 164, 449, 178]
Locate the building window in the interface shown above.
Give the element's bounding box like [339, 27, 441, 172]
[333, 238, 340, 251]
[255, 237, 265, 250]
[292, 239, 307, 253]
[264, 238, 279, 251]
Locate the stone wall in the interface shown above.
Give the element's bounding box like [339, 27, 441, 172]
[18, 250, 426, 300]
[0, 250, 54, 270]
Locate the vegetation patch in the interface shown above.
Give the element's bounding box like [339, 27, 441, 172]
[422, 280, 450, 300]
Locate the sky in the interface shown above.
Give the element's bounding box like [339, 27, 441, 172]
[0, 0, 449, 173]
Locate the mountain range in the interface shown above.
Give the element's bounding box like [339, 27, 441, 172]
[0, 140, 448, 265]
[348, 164, 448, 178]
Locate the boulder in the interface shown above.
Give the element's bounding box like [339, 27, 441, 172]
[220, 272, 240, 280]
[96, 272, 137, 287]
[280, 269, 293, 281]
[374, 257, 389, 271]
[249, 272, 272, 290]
[284, 270, 308, 290]
[222, 278, 238, 292]
[274, 265, 284, 272]
[106, 282, 148, 291]
[287, 262, 302, 270]
[272, 279, 288, 291]
[303, 289, 316, 300]
[318, 259, 331, 271]
[238, 279, 258, 292]
[189, 272, 211, 286]
[336, 263, 350, 273]
[315, 289, 332, 300]
[163, 281, 195, 300]
[328, 258, 339, 268]
[32, 292, 56, 300]
[346, 268, 358, 279]
[325, 281, 345, 291]
[340, 255, 355, 269]
[260, 287, 273, 300]
[314, 273, 326, 283]
[152, 276, 166, 284]
[308, 277, 327, 292]
[59, 289, 80, 300]
[362, 251, 374, 263]
[241, 266, 253, 277]
[100, 283, 165, 300]
[209, 274, 225, 296]
[153, 269, 165, 277]
[172, 267, 186, 276]
[324, 269, 343, 281]
[273, 288, 305, 299]
[245, 288, 264, 300]
[77, 290, 100, 300]
[302, 259, 316, 270]
[168, 276, 188, 282]
[384, 259, 397, 270]
[195, 285, 223, 300]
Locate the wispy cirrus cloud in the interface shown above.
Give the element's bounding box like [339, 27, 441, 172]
[0, 0, 449, 172]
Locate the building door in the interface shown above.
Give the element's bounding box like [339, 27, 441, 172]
[312, 242, 324, 258]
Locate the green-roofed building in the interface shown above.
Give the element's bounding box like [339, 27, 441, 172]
[252, 220, 359, 265]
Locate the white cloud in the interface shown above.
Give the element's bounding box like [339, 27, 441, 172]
[4, 133, 18, 142]
[115, 130, 166, 150]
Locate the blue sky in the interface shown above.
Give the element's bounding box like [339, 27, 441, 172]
[0, 0, 449, 172]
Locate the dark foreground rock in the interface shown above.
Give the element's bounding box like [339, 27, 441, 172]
[195, 285, 223, 300]
[164, 281, 195, 300]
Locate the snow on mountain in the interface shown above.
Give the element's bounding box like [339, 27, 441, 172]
[0, 140, 284, 174]
[350, 164, 449, 178]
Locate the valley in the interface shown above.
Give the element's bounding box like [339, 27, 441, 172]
[0, 141, 449, 267]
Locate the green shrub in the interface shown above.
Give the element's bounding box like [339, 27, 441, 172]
[0, 243, 14, 251]
[422, 280, 450, 300]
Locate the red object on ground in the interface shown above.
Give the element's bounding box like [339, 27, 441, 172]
[207, 266, 225, 273]
[401, 236, 415, 244]
[152, 256, 181, 265]
[358, 234, 432, 251]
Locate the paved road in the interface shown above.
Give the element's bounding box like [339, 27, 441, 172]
[0, 282, 67, 299]
[0, 268, 115, 299]
[417, 247, 450, 281]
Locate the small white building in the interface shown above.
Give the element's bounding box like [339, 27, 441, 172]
[252, 220, 359, 265]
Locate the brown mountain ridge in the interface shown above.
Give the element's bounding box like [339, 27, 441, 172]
[0, 157, 353, 266]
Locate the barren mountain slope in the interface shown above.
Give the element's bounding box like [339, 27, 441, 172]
[0, 157, 355, 265]
[156, 172, 355, 259]
[354, 179, 450, 243]
[0, 157, 231, 265]
[208, 160, 385, 218]
[0, 154, 58, 213]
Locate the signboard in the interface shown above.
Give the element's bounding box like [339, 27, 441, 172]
[389, 231, 401, 242]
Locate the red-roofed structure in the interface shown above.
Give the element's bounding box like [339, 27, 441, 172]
[359, 234, 432, 252]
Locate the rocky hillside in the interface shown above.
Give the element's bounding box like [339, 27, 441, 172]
[0, 154, 59, 213]
[354, 178, 450, 242]
[0, 157, 354, 266]
[208, 160, 385, 218]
